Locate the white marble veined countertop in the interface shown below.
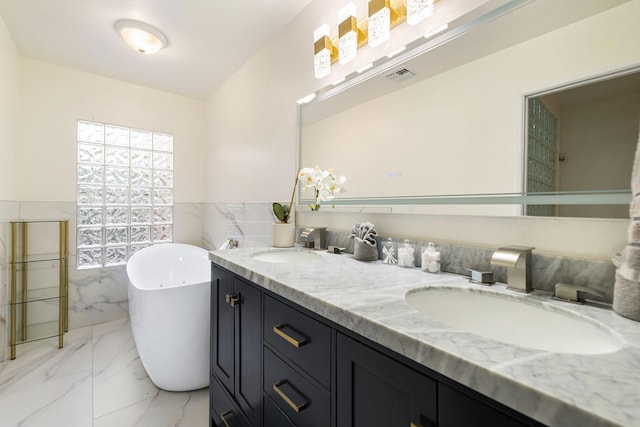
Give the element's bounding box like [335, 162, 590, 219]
[209, 247, 640, 427]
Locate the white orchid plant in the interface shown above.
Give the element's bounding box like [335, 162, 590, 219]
[272, 166, 347, 222]
[298, 166, 347, 211]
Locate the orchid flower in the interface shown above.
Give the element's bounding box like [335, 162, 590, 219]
[297, 166, 347, 210]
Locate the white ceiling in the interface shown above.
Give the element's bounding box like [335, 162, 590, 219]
[0, 0, 312, 99]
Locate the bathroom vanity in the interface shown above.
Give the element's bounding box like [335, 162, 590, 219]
[209, 248, 640, 427]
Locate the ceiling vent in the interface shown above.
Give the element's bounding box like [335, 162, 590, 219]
[385, 68, 415, 82]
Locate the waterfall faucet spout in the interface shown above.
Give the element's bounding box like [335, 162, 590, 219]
[490, 245, 535, 293]
[300, 227, 327, 250]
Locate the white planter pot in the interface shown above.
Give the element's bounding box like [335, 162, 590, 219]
[272, 223, 296, 248]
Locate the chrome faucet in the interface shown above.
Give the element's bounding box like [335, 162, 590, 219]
[490, 245, 535, 293]
[553, 283, 605, 304]
[300, 227, 327, 250]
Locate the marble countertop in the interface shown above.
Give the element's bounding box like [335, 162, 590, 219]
[209, 247, 640, 427]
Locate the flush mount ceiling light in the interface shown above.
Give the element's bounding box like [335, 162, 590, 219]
[115, 19, 168, 54]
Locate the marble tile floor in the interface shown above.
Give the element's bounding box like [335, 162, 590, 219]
[0, 318, 209, 427]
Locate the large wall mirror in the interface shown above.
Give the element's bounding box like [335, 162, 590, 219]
[299, 0, 634, 218]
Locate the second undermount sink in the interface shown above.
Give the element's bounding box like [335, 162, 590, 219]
[405, 287, 622, 355]
[250, 249, 322, 264]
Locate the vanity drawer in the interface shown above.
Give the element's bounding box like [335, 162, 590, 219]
[264, 295, 332, 388]
[263, 394, 296, 427]
[264, 347, 330, 427]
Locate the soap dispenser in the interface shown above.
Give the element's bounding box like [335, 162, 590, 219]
[421, 242, 441, 273]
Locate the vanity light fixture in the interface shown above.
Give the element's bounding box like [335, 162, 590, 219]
[314, 24, 337, 79]
[313, 0, 442, 79]
[407, 0, 435, 26]
[115, 19, 168, 54]
[338, 3, 367, 65]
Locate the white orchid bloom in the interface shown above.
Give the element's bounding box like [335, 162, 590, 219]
[298, 167, 320, 190]
[324, 174, 346, 194]
[298, 166, 347, 210]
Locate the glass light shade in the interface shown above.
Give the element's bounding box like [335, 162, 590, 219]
[338, 31, 358, 65]
[314, 24, 332, 79]
[407, 0, 435, 26]
[314, 49, 332, 79]
[115, 19, 168, 54]
[338, 3, 358, 65]
[368, 6, 390, 47]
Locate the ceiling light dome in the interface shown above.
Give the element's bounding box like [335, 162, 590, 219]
[115, 19, 168, 54]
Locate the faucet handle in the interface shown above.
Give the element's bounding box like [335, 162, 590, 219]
[553, 283, 605, 303]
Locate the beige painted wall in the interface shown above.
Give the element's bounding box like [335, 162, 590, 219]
[0, 14, 19, 200]
[558, 93, 638, 218]
[16, 58, 206, 203]
[205, 0, 639, 259]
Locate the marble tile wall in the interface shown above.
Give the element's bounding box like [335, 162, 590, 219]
[326, 229, 617, 304]
[202, 202, 275, 250]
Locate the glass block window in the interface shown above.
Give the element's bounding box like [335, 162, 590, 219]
[526, 98, 558, 217]
[77, 120, 173, 269]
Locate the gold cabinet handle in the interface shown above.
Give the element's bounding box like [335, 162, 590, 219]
[273, 381, 308, 413]
[273, 324, 307, 348]
[225, 294, 239, 307]
[410, 423, 424, 427]
[220, 410, 232, 427]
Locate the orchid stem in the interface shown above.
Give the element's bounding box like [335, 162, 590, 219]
[287, 170, 300, 223]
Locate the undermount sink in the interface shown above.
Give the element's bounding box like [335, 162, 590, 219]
[250, 249, 322, 264]
[405, 287, 622, 355]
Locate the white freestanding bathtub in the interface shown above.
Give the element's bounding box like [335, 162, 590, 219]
[126, 243, 210, 391]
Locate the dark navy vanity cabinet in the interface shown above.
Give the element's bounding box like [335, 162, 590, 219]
[210, 264, 543, 427]
[210, 266, 262, 427]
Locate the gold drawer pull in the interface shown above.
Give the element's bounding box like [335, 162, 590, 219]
[410, 423, 424, 427]
[273, 381, 308, 413]
[273, 324, 307, 348]
[220, 410, 232, 427]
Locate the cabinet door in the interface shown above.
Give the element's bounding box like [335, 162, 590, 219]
[438, 384, 533, 427]
[211, 266, 236, 394]
[235, 278, 262, 426]
[337, 333, 437, 427]
[210, 375, 251, 427]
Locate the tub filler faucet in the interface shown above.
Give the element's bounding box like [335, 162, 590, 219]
[300, 227, 327, 250]
[490, 245, 535, 293]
